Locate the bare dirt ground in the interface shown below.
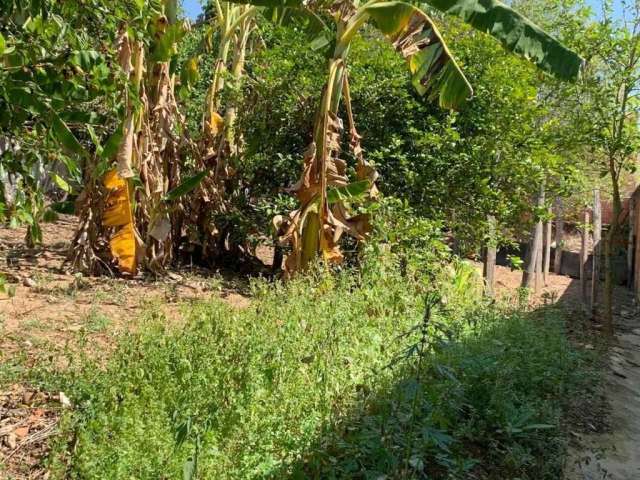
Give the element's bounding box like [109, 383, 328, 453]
[0, 385, 64, 479]
[0, 215, 251, 363]
[0, 216, 253, 479]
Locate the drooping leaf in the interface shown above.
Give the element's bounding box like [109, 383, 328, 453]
[365, 2, 473, 109]
[327, 180, 371, 204]
[0, 33, 5, 56]
[180, 56, 200, 89]
[205, 112, 224, 138]
[51, 172, 72, 193]
[109, 223, 138, 275]
[423, 0, 584, 81]
[164, 171, 208, 201]
[51, 113, 88, 158]
[117, 115, 135, 178]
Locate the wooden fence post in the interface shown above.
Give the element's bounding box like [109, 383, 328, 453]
[554, 197, 564, 275]
[535, 187, 546, 294]
[591, 190, 602, 315]
[543, 205, 552, 285]
[483, 215, 497, 298]
[628, 197, 635, 289]
[580, 207, 591, 313]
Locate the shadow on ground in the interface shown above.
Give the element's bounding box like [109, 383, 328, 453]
[264, 284, 599, 480]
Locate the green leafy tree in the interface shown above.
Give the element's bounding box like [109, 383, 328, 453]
[227, 0, 582, 275]
[563, 0, 640, 328]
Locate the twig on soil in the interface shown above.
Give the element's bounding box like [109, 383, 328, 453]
[5, 419, 59, 460]
[0, 418, 28, 437]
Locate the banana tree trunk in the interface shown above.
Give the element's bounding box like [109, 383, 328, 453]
[186, 5, 258, 266]
[140, 4, 184, 273]
[298, 57, 347, 271]
[70, 30, 143, 275]
[220, 17, 251, 163]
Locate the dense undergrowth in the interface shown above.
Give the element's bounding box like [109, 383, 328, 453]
[35, 249, 595, 479]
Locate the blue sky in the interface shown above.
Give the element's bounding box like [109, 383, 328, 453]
[182, 0, 203, 19]
[587, 0, 625, 19]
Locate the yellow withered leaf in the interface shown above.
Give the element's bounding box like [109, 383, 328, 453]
[103, 169, 124, 190]
[102, 169, 139, 275]
[109, 223, 138, 275]
[207, 111, 224, 137]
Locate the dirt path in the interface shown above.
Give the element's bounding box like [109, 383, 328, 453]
[565, 295, 640, 480]
[478, 263, 640, 479]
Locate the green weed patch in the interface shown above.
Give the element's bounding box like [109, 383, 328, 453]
[42, 268, 594, 479]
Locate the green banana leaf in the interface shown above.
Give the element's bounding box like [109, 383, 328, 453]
[365, 2, 473, 109]
[423, 0, 584, 81]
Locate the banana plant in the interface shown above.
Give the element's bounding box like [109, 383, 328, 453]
[233, 0, 584, 276]
[191, 2, 322, 263]
[202, 2, 257, 158]
[185, 2, 259, 262]
[71, 0, 191, 275]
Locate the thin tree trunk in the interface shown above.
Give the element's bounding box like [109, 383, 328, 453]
[535, 228, 543, 294]
[591, 189, 602, 316]
[543, 205, 552, 285]
[554, 197, 564, 274]
[522, 185, 544, 290]
[483, 215, 497, 298]
[522, 233, 538, 289]
[580, 207, 590, 314]
[627, 197, 635, 289]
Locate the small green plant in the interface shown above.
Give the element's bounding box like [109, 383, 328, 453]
[516, 286, 532, 309]
[0, 274, 16, 298]
[82, 307, 111, 333]
[508, 254, 525, 271]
